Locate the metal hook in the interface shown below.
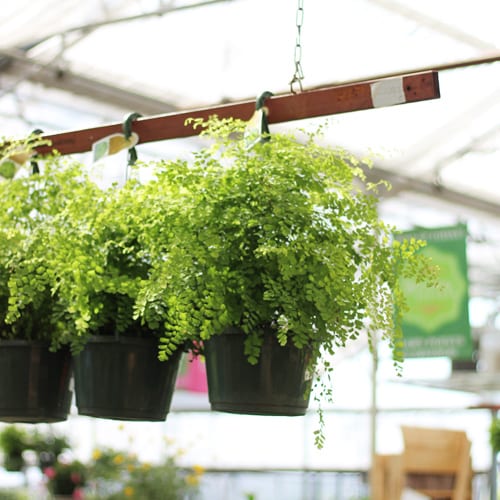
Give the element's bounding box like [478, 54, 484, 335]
[30, 128, 44, 175]
[256, 90, 273, 141]
[122, 112, 142, 166]
[289, 75, 304, 95]
[256, 90, 274, 110]
[245, 91, 273, 150]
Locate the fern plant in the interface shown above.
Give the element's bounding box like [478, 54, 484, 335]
[130, 117, 439, 444]
[0, 142, 99, 347]
[134, 117, 438, 366]
[5, 163, 165, 353]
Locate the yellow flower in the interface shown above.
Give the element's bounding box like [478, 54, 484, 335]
[113, 454, 124, 465]
[92, 449, 102, 460]
[124, 486, 134, 497]
[142, 462, 151, 470]
[192, 464, 205, 476]
[185, 474, 200, 486]
[127, 463, 135, 472]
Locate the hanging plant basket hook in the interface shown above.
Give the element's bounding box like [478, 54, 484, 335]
[30, 129, 44, 175]
[122, 112, 142, 166]
[245, 90, 274, 149]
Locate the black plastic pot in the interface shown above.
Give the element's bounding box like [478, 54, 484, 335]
[3, 452, 24, 472]
[73, 336, 181, 421]
[0, 341, 72, 423]
[204, 328, 313, 416]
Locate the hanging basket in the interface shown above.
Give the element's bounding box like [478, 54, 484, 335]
[204, 328, 314, 416]
[0, 340, 72, 423]
[73, 336, 181, 421]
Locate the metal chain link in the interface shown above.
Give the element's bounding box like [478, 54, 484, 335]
[289, 0, 305, 93]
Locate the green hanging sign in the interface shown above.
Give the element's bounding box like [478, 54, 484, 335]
[396, 224, 473, 359]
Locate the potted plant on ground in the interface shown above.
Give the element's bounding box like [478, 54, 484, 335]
[0, 137, 88, 423]
[43, 457, 87, 499]
[133, 117, 438, 443]
[7, 165, 183, 421]
[0, 425, 70, 473]
[0, 425, 31, 472]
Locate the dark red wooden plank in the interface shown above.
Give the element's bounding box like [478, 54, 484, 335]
[37, 71, 439, 155]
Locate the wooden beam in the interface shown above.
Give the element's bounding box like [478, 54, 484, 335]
[1, 56, 179, 116]
[38, 71, 439, 156]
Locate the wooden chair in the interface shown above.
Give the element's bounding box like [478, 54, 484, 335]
[401, 426, 472, 500]
[372, 453, 403, 500]
[371, 426, 472, 500]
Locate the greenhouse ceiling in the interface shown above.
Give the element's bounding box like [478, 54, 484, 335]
[1, 0, 500, 309]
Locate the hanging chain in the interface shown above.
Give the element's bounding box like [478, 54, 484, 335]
[289, 0, 305, 94]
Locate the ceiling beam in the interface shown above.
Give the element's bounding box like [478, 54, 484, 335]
[314, 52, 500, 88]
[368, 0, 497, 51]
[0, 48, 179, 115]
[363, 164, 500, 217]
[35, 0, 235, 44]
[432, 123, 500, 176]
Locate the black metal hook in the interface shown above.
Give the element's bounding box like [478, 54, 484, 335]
[256, 90, 273, 111]
[122, 112, 142, 166]
[30, 128, 44, 175]
[256, 91, 273, 143]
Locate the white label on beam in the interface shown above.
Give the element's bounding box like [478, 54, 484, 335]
[370, 77, 406, 108]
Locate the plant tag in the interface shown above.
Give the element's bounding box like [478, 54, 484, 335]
[92, 132, 139, 162]
[91, 152, 130, 189]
